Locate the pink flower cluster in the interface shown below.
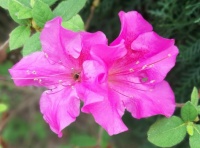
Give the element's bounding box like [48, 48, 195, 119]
[9, 11, 179, 137]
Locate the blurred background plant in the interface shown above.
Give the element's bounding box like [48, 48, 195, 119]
[0, 0, 200, 148]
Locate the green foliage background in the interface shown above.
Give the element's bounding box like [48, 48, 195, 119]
[0, 0, 200, 147]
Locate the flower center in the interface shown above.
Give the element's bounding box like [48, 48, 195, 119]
[73, 73, 80, 81]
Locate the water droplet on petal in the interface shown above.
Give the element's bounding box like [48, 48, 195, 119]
[26, 70, 30, 75]
[149, 64, 154, 68]
[34, 78, 38, 81]
[32, 71, 37, 74]
[142, 65, 147, 70]
[168, 53, 171, 57]
[44, 52, 48, 58]
[39, 79, 42, 84]
[150, 80, 155, 83]
[136, 61, 140, 64]
[129, 68, 134, 72]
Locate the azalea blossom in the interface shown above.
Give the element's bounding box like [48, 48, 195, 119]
[81, 11, 179, 135]
[9, 10, 179, 137]
[9, 17, 108, 137]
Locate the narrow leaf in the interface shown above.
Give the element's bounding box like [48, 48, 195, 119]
[42, 0, 57, 6]
[187, 122, 194, 136]
[0, 0, 9, 9]
[191, 87, 199, 106]
[181, 101, 198, 122]
[32, 0, 53, 28]
[197, 106, 200, 114]
[8, 0, 30, 24]
[22, 32, 41, 56]
[9, 26, 31, 50]
[62, 15, 84, 32]
[189, 125, 200, 148]
[17, 6, 32, 19]
[17, 0, 30, 7]
[53, 0, 87, 21]
[147, 116, 186, 147]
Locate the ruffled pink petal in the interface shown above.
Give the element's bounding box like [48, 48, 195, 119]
[90, 41, 127, 68]
[79, 31, 108, 61]
[130, 31, 179, 83]
[111, 11, 152, 46]
[82, 60, 107, 86]
[40, 86, 80, 137]
[74, 60, 107, 113]
[9, 52, 70, 87]
[81, 89, 127, 135]
[40, 17, 82, 62]
[40, 17, 66, 62]
[123, 81, 175, 119]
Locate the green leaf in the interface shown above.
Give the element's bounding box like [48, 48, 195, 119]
[17, 6, 32, 19]
[187, 122, 194, 136]
[8, 0, 30, 24]
[189, 125, 200, 148]
[32, 0, 53, 28]
[181, 101, 198, 122]
[9, 26, 31, 50]
[147, 116, 186, 147]
[22, 32, 41, 56]
[53, 0, 87, 21]
[0, 103, 8, 113]
[0, 0, 9, 9]
[69, 134, 96, 147]
[42, 0, 57, 6]
[197, 106, 200, 114]
[62, 14, 84, 31]
[17, 0, 31, 7]
[191, 87, 199, 106]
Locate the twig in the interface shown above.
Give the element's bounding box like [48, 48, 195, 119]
[95, 127, 104, 148]
[0, 39, 9, 51]
[85, 0, 100, 30]
[176, 103, 185, 108]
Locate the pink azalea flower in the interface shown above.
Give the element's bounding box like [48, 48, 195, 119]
[81, 11, 179, 135]
[9, 17, 108, 137]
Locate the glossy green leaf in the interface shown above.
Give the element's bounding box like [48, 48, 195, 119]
[0, 0, 9, 9]
[17, 6, 32, 19]
[62, 14, 84, 31]
[187, 122, 194, 136]
[17, 0, 30, 7]
[197, 106, 200, 114]
[0, 103, 8, 113]
[42, 0, 57, 6]
[22, 32, 41, 56]
[181, 101, 198, 122]
[9, 25, 31, 50]
[191, 87, 199, 106]
[189, 125, 200, 148]
[70, 134, 96, 147]
[8, 0, 30, 24]
[148, 116, 186, 147]
[53, 0, 87, 21]
[32, 0, 53, 28]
